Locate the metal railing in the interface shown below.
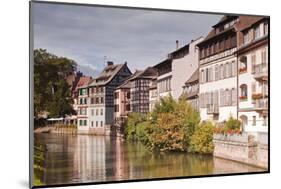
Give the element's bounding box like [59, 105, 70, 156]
[253, 63, 268, 79]
[253, 98, 268, 110]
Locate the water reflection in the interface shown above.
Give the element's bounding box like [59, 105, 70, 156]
[34, 134, 265, 186]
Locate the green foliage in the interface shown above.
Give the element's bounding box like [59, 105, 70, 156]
[124, 113, 147, 141]
[124, 97, 205, 153]
[34, 49, 77, 118]
[225, 116, 241, 131]
[190, 121, 215, 154]
[214, 116, 242, 135]
[151, 95, 176, 121]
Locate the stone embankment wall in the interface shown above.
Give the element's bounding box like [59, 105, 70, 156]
[213, 132, 268, 169]
[34, 125, 77, 134]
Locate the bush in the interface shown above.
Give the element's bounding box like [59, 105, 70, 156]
[189, 121, 215, 154]
[215, 116, 241, 135]
[135, 121, 152, 146]
[147, 99, 200, 152]
[225, 116, 241, 131]
[124, 113, 147, 141]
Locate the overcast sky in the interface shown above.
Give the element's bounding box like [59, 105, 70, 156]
[33, 2, 222, 77]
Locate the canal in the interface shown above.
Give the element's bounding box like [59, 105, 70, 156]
[34, 133, 265, 186]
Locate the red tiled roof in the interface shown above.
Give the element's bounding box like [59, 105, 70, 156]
[74, 76, 92, 91]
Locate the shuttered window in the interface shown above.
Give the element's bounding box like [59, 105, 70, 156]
[215, 65, 219, 81]
[220, 64, 224, 79]
[251, 53, 256, 73]
[232, 88, 237, 105]
[232, 61, 237, 76]
[261, 49, 267, 64]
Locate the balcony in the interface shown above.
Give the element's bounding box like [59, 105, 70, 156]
[207, 104, 219, 114]
[253, 98, 268, 114]
[253, 63, 268, 81]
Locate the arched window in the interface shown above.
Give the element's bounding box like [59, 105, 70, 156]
[239, 56, 247, 73]
[240, 115, 248, 131]
[240, 84, 248, 100]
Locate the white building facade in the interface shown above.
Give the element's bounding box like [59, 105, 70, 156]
[237, 18, 269, 133]
[198, 16, 239, 122]
[154, 37, 204, 101]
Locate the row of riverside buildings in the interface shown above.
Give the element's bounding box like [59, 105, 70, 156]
[75, 15, 269, 135]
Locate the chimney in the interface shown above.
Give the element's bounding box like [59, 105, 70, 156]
[176, 40, 179, 49]
[107, 61, 114, 66]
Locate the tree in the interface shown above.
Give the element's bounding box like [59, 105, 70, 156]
[34, 49, 77, 118]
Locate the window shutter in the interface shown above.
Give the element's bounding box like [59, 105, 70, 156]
[220, 89, 223, 107]
[232, 61, 237, 76]
[251, 53, 256, 73]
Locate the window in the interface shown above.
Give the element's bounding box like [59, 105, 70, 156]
[240, 115, 248, 130]
[240, 84, 248, 99]
[261, 49, 267, 64]
[243, 31, 250, 44]
[91, 109, 94, 116]
[96, 121, 98, 127]
[254, 25, 260, 39]
[225, 89, 230, 106]
[91, 98, 94, 104]
[79, 120, 83, 126]
[220, 64, 224, 79]
[205, 68, 209, 82]
[239, 56, 247, 73]
[264, 22, 268, 35]
[91, 121, 94, 127]
[100, 121, 103, 127]
[231, 61, 236, 76]
[96, 97, 99, 104]
[262, 116, 267, 126]
[228, 62, 232, 77]
[114, 105, 119, 112]
[220, 89, 224, 107]
[215, 65, 219, 81]
[209, 67, 213, 81]
[251, 53, 256, 73]
[230, 35, 237, 47]
[231, 88, 236, 105]
[101, 97, 104, 104]
[83, 120, 87, 126]
[223, 64, 227, 78]
[100, 109, 103, 115]
[225, 63, 229, 77]
[253, 116, 256, 126]
[115, 92, 119, 99]
[96, 109, 99, 115]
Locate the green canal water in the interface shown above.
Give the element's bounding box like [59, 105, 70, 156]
[34, 133, 265, 186]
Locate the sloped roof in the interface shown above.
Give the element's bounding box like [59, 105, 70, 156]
[130, 67, 157, 81]
[75, 76, 92, 90]
[116, 70, 143, 89]
[197, 15, 265, 47]
[116, 67, 157, 89]
[185, 69, 199, 85]
[89, 63, 126, 86]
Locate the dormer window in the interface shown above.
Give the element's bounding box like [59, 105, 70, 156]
[254, 25, 261, 39]
[264, 22, 268, 35]
[243, 31, 250, 44]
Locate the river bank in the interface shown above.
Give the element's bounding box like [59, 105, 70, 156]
[34, 124, 77, 134]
